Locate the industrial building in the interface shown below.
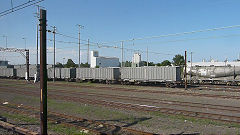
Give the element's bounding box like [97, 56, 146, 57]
[132, 53, 142, 67]
[90, 51, 119, 68]
[0, 60, 8, 66]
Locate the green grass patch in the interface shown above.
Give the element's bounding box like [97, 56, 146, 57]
[0, 112, 38, 124]
[48, 99, 137, 124]
[148, 111, 240, 128]
[0, 110, 89, 135]
[12, 95, 39, 103]
[48, 122, 89, 135]
[0, 82, 36, 88]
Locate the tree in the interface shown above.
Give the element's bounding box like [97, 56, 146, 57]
[55, 62, 64, 68]
[156, 63, 161, 66]
[64, 59, 77, 68]
[80, 62, 90, 68]
[161, 60, 171, 66]
[172, 54, 184, 66]
[123, 61, 132, 67]
[142, 61, 155, 66]
[156, 60, 171, 66]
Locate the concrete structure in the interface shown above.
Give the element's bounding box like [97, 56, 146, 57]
[0, 60, 8, 66]
[132, 53, 142, 67]
[90, 51, 119, 68]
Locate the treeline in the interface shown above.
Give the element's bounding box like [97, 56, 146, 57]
[55, 59, 90, 68]
[55, 54, 184, 68]
[123, 54, 185, 67]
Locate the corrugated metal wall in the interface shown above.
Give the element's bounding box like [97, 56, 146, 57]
[121, 66, 181, 82]
[76, 68, 120, 80]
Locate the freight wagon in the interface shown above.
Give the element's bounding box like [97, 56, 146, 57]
[187, 66, 240, 85]
[61, 68, 76, 81]
[76, 67, 120, 83]
[15, 67, 38, 79]
[47, 68, 61, 80]
[0, 68, 16, 78]
[120, 66, 182, 87]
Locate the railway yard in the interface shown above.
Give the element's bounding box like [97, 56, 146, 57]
[0, 79, 240, 134]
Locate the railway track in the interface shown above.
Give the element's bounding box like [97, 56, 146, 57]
[2, 79, 240, 93]
[1, 86, 240, 125]
[194, 85, 240, 92]
[0, 103, 158, 135]
[2, 85, 240, 114]
[0, 118, 38, 135]
[4, 80, 240, 100]
[47, 83, 240, 99]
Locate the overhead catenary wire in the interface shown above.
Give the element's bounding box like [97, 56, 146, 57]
[99, 24, 240, 44]
[0, 0, 38, 14]
[53, 24, 240, 49]
[0, 0, 44, 17]
[46, 38, 174, 56]
[134, 33, 240, 46]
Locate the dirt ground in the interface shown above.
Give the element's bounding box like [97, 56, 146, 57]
[0, 79, 240, 135]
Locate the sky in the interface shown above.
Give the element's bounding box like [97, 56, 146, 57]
[1, 0, 240, 65]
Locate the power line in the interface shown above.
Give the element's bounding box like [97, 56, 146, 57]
[132, 33, 240, 45]
[0, 0, 44, 17]
[99, 24, 240, 44]
[46, 38, 174, 56]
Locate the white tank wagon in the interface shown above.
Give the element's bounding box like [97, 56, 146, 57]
[186, 66, 240, 85]
[120, 66, 182, 86]
[187, 66, 240, 78]
[76, 68, 120, 83]
[0, 68, 16, 78]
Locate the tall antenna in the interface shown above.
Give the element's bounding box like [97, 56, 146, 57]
[76, 24, 84, 67]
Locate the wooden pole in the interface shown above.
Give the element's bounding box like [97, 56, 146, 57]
[39, 9, 47, 135]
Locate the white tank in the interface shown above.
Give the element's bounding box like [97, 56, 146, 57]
[187, 66, 240, 78]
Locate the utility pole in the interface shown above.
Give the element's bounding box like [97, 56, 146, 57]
[26, 50, 29, 81]
[77, 24, 84, 68]
[35, 5, 40, 82]
[185, 51, 187, 90]
[87, 39, 89, 64]
[47, 26, 56, 82]
[39, 9, 47, 135]
[147, 46, 149, 67]
[2, 35, 7, 48]
[190, 52, 192, 84]
[121, 41, 124, 67]
[22, 37, 26, 49]
[52, 26, 56, 82]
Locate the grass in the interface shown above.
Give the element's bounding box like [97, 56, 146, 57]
[0, 112, 38, 124]
[0, 111, 89, 135]
[0, 81, 36, 88]
[146, 111, 240, 128]
[48, 99, 137, 124]
[48, 123, 89, 135]
[10, 95, 39, 104]
[1, 90, 136, 125]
